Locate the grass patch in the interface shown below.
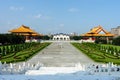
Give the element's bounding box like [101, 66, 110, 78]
[71, 42, 120, 65]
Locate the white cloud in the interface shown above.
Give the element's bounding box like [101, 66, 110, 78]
[53, 24, 65, 32]
[34, 14, 42, 19]
[33, 14, 52, 20]
[42, 16, 52, 20]
[59, 24, 64, 27]
[68, 8, 79, 12]
[10, 6, 24, 11]
[14, 24, 19, 27]
[7, 21, 12, 25]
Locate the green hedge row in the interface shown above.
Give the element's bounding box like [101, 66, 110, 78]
[71, 42, 120, 64]
[0, 43, 40, 56]
[0, 43, 51, 63]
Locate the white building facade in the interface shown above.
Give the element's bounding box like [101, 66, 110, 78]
[111, 26, 120, 37]
[53, 33, 70, 41]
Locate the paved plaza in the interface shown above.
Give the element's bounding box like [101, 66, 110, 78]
[1, 41, 119, 80]
[26, 41, 96, 67]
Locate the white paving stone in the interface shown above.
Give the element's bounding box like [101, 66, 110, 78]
[24, 41, 96, 66]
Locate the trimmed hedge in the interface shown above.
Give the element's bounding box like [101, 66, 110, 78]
[71, 42, 120, 64]
[0, 43, 41, 57]
[0, 42, 51, 63]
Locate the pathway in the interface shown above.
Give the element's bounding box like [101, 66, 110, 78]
[26, 41, 96, 67]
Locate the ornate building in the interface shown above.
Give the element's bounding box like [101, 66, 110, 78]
[9, 25, 42, 42]
[53, 33, 70, 41]
[81, 25, 114, 40]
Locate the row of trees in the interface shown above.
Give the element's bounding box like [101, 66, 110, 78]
[0, 34, 52, 44]
[95, 36, 120, 46]
[95, 37, 108, 44]
[0, 34, 25, 45]
[1, 33, 120, 45]
[112, 36, 120, 46]
[38, 35, 83, 40]
[36, 35, 51, 40]
[70, 36, 83, 40]
[41, 35, 120, 42]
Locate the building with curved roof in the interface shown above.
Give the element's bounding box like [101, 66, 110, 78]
[81, 25, 115, 41]
[81, 25, 114, 37]
[9, 25, 42, 42]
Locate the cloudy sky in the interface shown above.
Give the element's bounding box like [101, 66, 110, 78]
[0, 0, 120, 34]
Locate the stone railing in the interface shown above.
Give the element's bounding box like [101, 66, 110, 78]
[0, 62, 120, 75]
[85, 62, 120, 75]
[0, 61, 43, 75]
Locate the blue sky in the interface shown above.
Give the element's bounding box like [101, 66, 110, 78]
[0, 0, 120, 34]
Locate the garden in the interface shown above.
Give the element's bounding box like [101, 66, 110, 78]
[0, 42, 51, 63]
[71, 42, 120, 65]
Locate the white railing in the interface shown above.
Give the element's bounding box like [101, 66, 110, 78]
[0, 61, 43, 75]
[0, 61, 120, 75]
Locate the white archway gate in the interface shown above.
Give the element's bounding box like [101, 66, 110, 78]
[53, 33, 70, 41]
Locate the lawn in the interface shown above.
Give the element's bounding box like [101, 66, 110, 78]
[71, 43, 120, 65]
[0, 42, 51, 63]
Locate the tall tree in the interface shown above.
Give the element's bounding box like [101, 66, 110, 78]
[113, 36, 120, 46]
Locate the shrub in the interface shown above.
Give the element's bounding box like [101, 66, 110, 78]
[0, 34, 25, 45]
[112, 36, 120, 45]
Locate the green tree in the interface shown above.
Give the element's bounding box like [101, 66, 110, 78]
[0, 34, 25, 45]
[6, 46, 9, 54]
[112, 36, 120, 45]
[0, 48, 2, 54]
[42, 35, 50, 40]
[70, 36, 82, 40]
[114, 48, 118, 56]
[2, 46, 6, 56]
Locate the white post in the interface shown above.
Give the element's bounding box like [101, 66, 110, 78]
[23, 62, 26, 67]
[27, 63, 30, 68]
[108, 62, 111, 75]
[18, 65, 21, 70]
[10, 63, 13, 68]
[0, 61, 2, 74]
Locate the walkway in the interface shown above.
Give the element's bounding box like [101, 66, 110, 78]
[26, 41, 96, 67]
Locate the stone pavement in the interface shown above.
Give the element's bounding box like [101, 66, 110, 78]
[26, 41, 96, 67]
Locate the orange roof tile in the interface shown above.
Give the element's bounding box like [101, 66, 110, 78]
[9, 25, 36, 33]
[9, 25, 43, 36]
[81, 25, 115, 37]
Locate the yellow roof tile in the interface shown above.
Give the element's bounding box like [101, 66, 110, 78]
[9, 25, 36, 33]
[9, 25, 43, 36]
[81, 25, 114, 37]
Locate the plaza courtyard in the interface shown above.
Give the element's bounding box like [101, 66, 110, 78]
[1, 41, 120, 80]
[25, 41, 96, 67]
